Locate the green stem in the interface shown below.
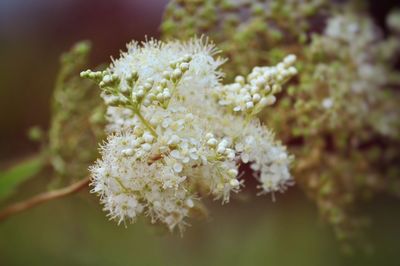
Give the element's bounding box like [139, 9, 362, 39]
[163, 81, 179, 109]
[134, 109, 158, 138]
[244, 114, 253, 126]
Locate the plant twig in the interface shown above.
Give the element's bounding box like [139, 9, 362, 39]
[0, 176, 90, 222]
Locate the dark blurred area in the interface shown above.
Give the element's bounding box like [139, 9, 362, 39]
[0, 0, 169, 161]
[1, 1, 400, 266]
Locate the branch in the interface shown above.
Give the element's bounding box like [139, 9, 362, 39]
[0, 176, 90, 222]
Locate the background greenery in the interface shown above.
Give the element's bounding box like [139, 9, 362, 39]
[1, 181, 400, 266]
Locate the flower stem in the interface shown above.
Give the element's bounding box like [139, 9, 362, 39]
[0, 177, 90, 222]
[134, 109, 158, 138]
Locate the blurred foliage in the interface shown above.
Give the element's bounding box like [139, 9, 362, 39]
[162, 0, 330, 81]
[46, 41, 105, 186]
[0, 156, 44, 202]
[0, 41, 105, 201]
[1, 189, 400, 266]
[162, 0, 400, 251]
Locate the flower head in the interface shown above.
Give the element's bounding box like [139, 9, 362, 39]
[82, 37, 296, 232]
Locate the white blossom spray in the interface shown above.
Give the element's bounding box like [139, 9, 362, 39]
[81, 37, 297, 232]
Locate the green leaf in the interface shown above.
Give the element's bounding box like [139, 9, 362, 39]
[0, 155, 43, 202]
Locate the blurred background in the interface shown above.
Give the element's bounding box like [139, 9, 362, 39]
[0, 0, 400, 265]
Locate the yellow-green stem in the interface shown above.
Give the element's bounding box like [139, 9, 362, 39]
[134, 109, 158, 138]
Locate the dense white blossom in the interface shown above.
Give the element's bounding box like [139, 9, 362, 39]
[82, 37, 297, 232]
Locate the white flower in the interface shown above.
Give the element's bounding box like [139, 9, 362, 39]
[235, 120, 294, 194]
[322, 98, 334, 109]
[83, 37, 296, 232]
[214, 54, 297, 115]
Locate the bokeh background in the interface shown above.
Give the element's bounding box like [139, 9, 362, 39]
[1, 0, 399, 265]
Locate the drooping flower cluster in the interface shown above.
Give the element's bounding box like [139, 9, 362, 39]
[81, 38, 296, 231]
[300, 13, 400, 137]
[161, 0, 400, 249]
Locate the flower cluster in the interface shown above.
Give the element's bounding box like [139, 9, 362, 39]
[305, 13, 400, 137]
[82, 38, 296, 232]
[215, 54, 297, 114]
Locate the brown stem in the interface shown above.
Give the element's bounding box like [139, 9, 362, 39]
[0, 176, 90, 222]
